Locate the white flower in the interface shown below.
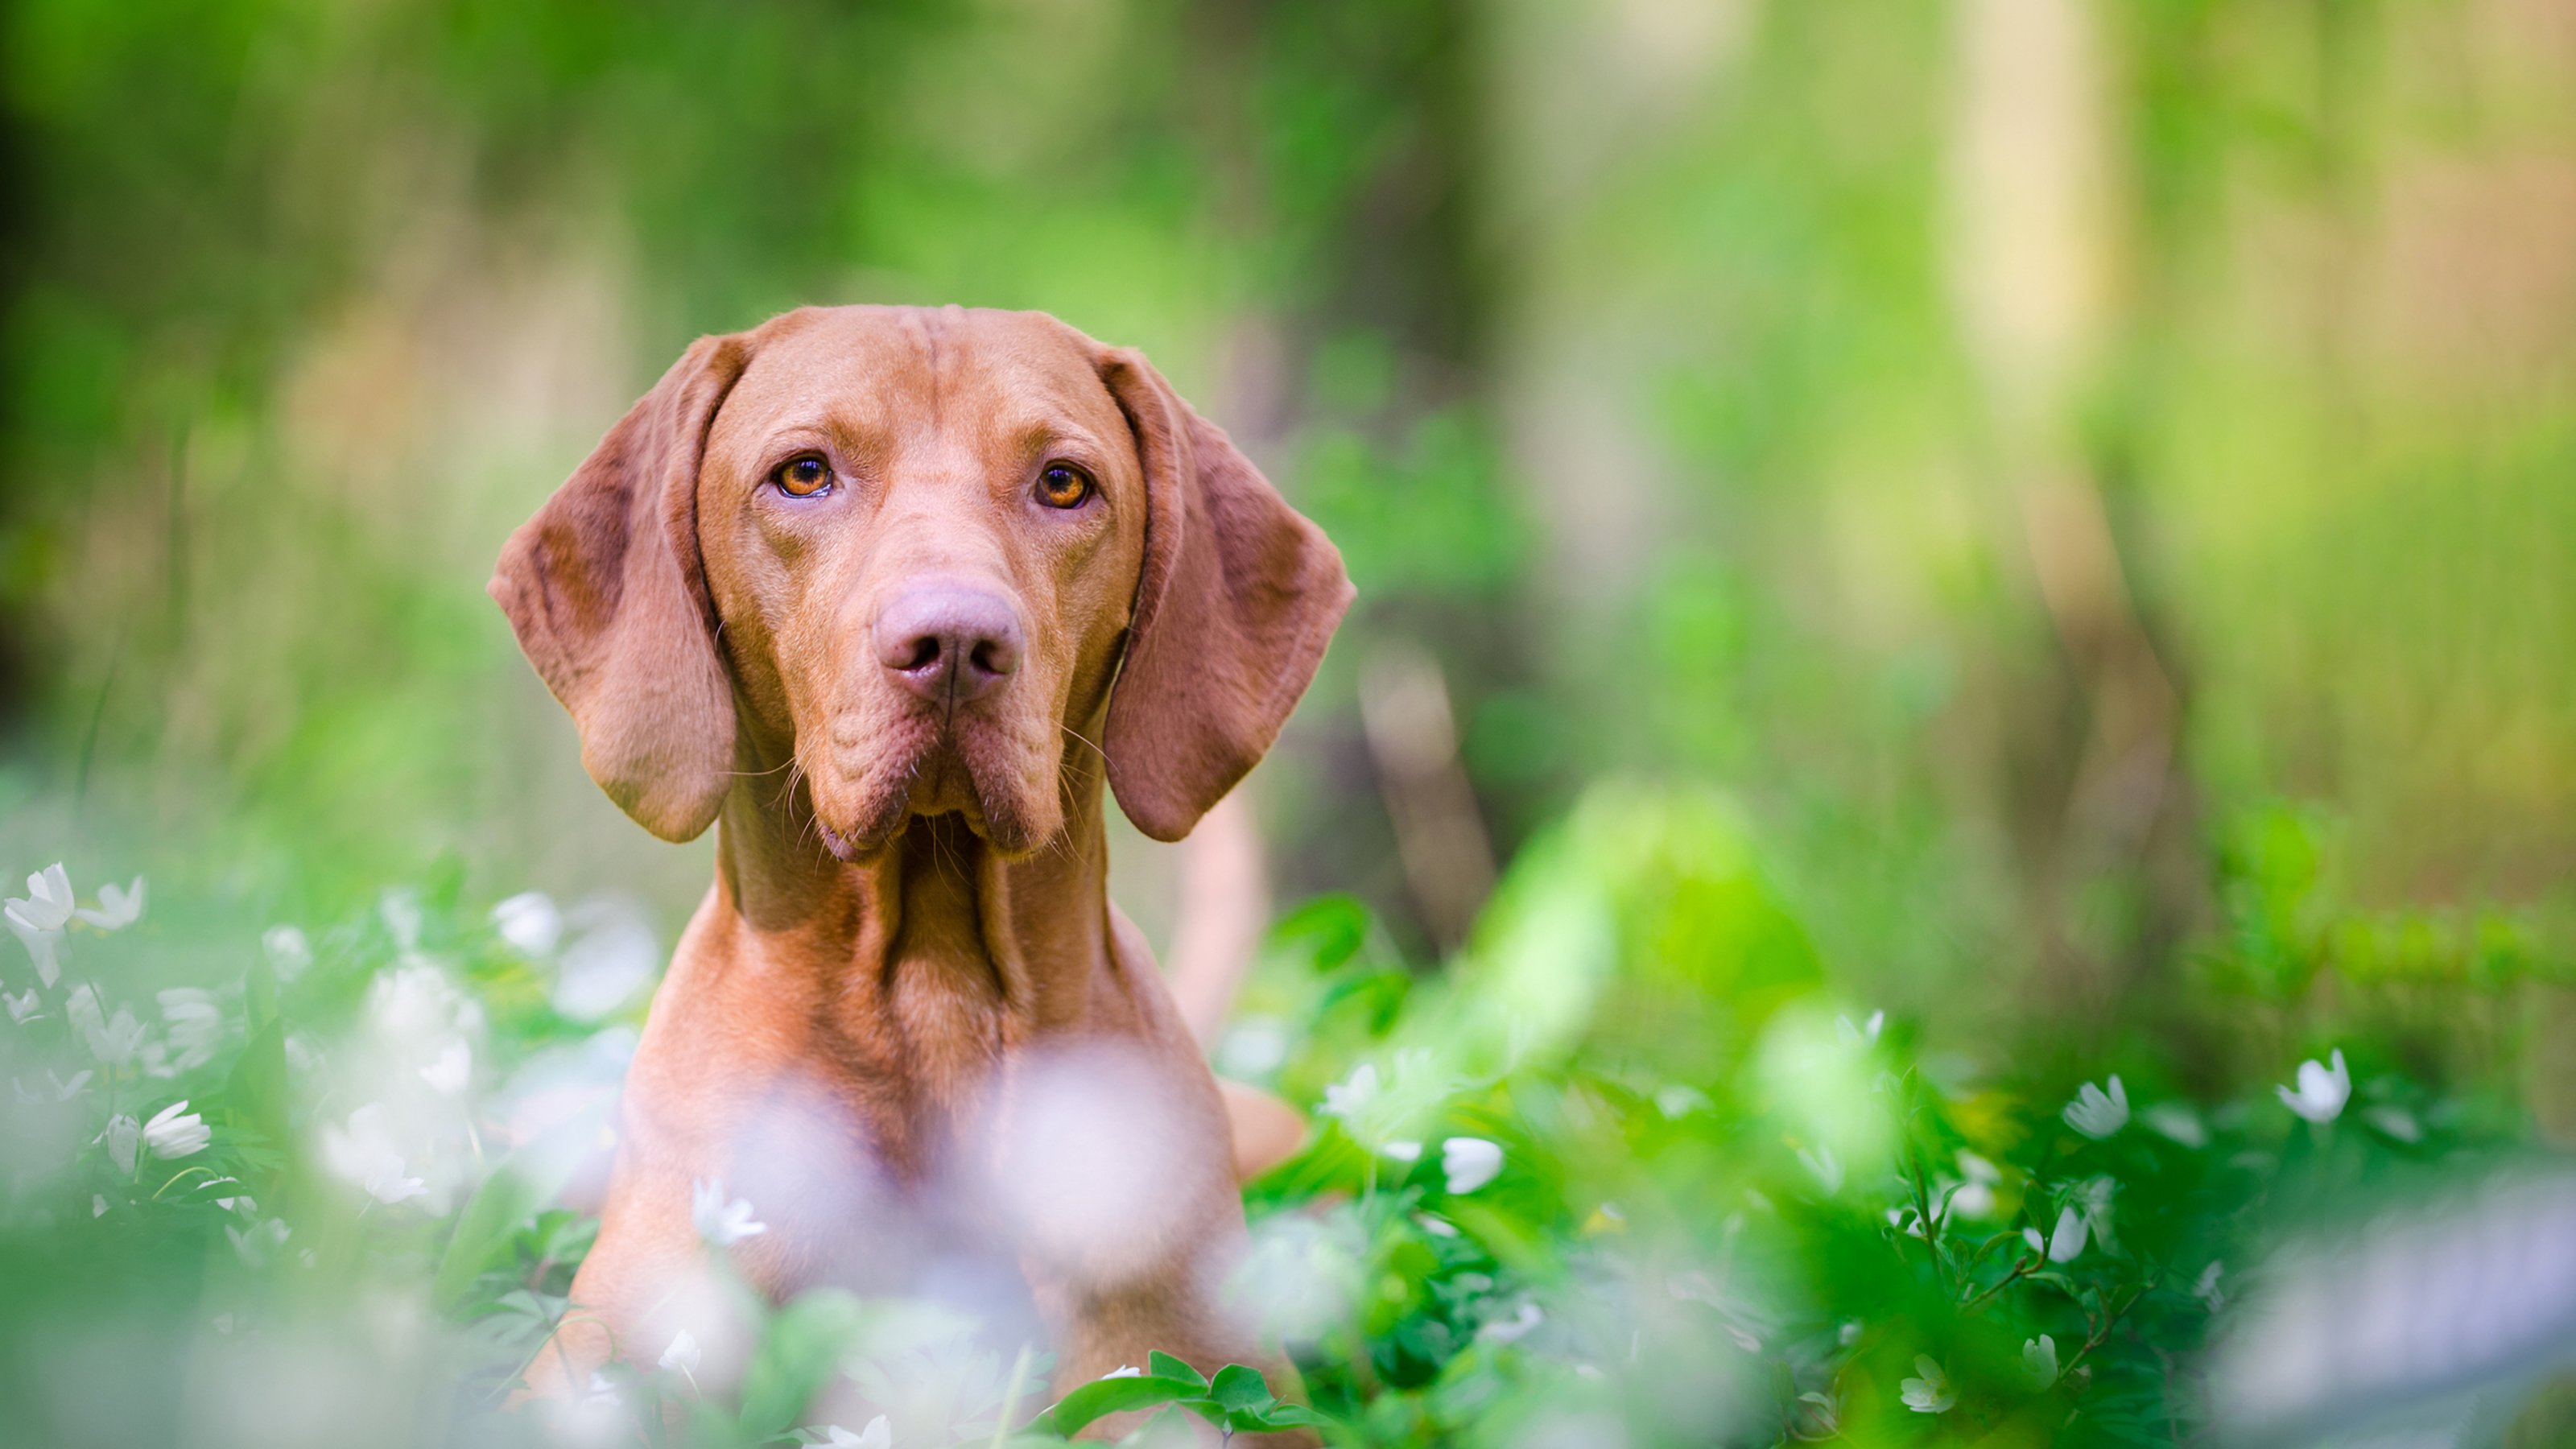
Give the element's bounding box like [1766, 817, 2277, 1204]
[1443, 1137, 1503, 1194]
[2277, 1050, 2351, 1123]
[379, 889, 424, 952]
[76, 877, 145, 931]
[159, 988, 222, 1071]
[691, 1178, 767, 1245]
[1900, 1355, 1955, 1413]
[7, 865, 76, 931]
[2024, 1203, 2089, 1263]
[2062, 1075, 2129, 1138]
[1950, 1151, 2001, 1217]
[227, 1217, 291, 1268]
[320, 1104, 426, 1204]
[5, 914, 62, 988]
[2193, 1260, 2225, 1311]
[1835, 1009, 1885, 1046]
[1320, 1063, 1381, 1123]
[2363, 1104, 2421, 1142]
[11, 1069, 90, 1104]
[144, 1100, 210, 1158]
[490, 892, 564, 956]
[817, 1416, 891, 1447]
[2024, 1333, 2059, 1388]
[1476, 1300, 1545, 1345]
[92, 1195, 107, 1218]
[262, 924, 312, 983]
[2143, 1101, 2208, 1147]
[68, 985, 144, 1067]
[4, 988, 39, 1023]
[419, 1038, 472, 1096]
[1380, 1138, 1422, 1162]
[1417, 1213, 1459, 1238]
[101, 1114, 140, 1174]
[1796, 1144, 1844, 1195]
[658, 1329, 701, 1376]
[1103, 1364, 1143, 1378]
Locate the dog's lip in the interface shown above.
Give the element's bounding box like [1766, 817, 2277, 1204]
[815, 819, 861, 863]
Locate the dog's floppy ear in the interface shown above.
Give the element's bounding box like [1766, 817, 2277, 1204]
[1097, 349, 1354, 842]
[489, 333, 750, 842]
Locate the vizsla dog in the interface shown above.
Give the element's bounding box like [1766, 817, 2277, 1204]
[489, 305, 1349, 1431]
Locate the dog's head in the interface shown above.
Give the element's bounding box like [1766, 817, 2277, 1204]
[491, 306, 1351, 857]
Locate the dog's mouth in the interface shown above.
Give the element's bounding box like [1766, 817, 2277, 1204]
[810, 716, 1045, 862]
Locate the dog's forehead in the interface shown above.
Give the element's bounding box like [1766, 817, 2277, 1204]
[729, 306, 1125, 447]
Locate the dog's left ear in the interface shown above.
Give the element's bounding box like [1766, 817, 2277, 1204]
[489, 333, 750, 842]
[1097, 349, 1355, 842]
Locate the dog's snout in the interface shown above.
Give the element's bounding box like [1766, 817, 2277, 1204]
[873, 583, 1024, 705]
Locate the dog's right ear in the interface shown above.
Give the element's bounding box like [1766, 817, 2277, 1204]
[489, 334, 749, 842]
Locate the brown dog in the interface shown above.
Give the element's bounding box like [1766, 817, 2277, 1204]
[489, 305, 1350, 1430]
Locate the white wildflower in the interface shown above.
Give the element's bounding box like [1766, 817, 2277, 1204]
[2363, 1104, 2421, 1143]
[2024, 1333, 2059, 1388]
[67, 985, 144, 1067]
[92, 1195, 107, 1219]
[2277, 1049, 2351, 1124]
[101, 1114, 140, 1174]
[419, 1038, 472, 1096]
[159, 988, 222, 1071]
[143, 1100, 210, 1158]
[1320, 1063, 1381, 1123]
[1835, 1009, 1885, 1046]
[1103, 1364, 1143, 1378]
[76, 877, 145, 931]
[2144, 1101, 2208, 1147]
[1950, 1151, 2001, 1218]
[658, 1329, 701, 1377]
[2062, 1075, 2129, 1138]
[227, 1217, 291, 1269]
[691, 1178, 767, 1246]
[1476, 1301, 1545, 1344]
[379, 889, 423, 952]
[490, 892, 564, 957]
[2025, 1203, 2090, 1263]
[320, 1104, 426, 1204]
[817, 1416, 892, 1447]
[1900, 1355, 1955, 1413]
[2194, 1260, 2225, 1312]
[262, 924, 312, 983]
[1380, 1138, 1422, 1162]
[1417, 1214, 1459, 1238]
[1443, 1137, 1503, 1194]
[1796, 1143, 1844, 1195]
[4, 988, 39, 1023]
[6, 864, 76, 931]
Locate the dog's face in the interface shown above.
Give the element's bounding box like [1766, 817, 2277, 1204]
[492, 305, 1351, 857]
[695, 310, 1147, 857]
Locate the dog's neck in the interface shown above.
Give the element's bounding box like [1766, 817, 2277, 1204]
[707, 745, 1119, 1042]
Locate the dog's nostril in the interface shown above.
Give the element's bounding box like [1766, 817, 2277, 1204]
[968, 638, 1012, 677]
[873, 582, 1025, 704]
[899, 636, 942, 672]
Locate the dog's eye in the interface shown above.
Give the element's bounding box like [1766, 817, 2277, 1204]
[774, 455, 832, 498]
[1035, 462, 1094, 510]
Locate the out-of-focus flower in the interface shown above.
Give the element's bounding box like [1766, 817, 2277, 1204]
[321, 1104, 427, 1205]
[2063, 1075, 2129, 1138]
[227, 1217, 290, 1268]
[1380, 1139, 1422, 1162]
[2194, 1260, 2226, 1311]
[159, 988, 222, 1071]
[2025, 1203, 2089, 1263]
[144, 1100, 210, 1158]
[8, 865, 76, 932]
[691, 1179, 767, 1246]
[76, 877, 145, 931]
[1443, 1137, 1503, 1194]
[552, 897, 661, 1021]
[2363, 1104, 2421, 1143]
[1796, 1144, 1844, 1195]
[1947, 1152, 2002, 1218]
[491, 891, 564, 957]
[380, 889, 424, 952]
[2144, 1101, 2208, 1147]
[1654, 1084, 1712, 1118]
[1418, 1213, 1459, 1238]
[1836, 1009, 1885, 1046]
[817, 1416, 891, 1447]
[419, 1039, 472, 1096]
[2024, 1333, 2059, 1388]
[101, 1115, 140, 1174]
[1322, 1063, 1381, 1123]
[13, 1070, 91, 1104]
[1103, 1365, 1142, 1379]
[262, 925, 312, 983]
[1477, 1300, 1545, 1344]
[92, 1195, 107, 1218]
[68, 985, 145, 1067]
[4, 988, 39, 1023]
[658, 1329, 701, 1377]
[1901, 1356, 1955, 1413]
[2277, 1050, 2351, 1124]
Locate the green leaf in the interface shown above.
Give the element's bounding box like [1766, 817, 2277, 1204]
[1028, 1376, 1206, 1438]
[737, 1290, 869, 1442]
[1146, 1350, 1207, 1391]
[431, 1104, 607, 1307]
[1208, 1364, 1274, 1414]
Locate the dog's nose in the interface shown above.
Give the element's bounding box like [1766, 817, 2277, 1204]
[873, 583, 1024, 705]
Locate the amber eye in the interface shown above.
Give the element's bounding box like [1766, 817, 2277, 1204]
[1036, 461, 1094, 510]
[774, 454, 832, 498]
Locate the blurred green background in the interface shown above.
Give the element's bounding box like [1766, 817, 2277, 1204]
[2, 0, 2576, 1443]
[6, 0, 2573, 1058]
